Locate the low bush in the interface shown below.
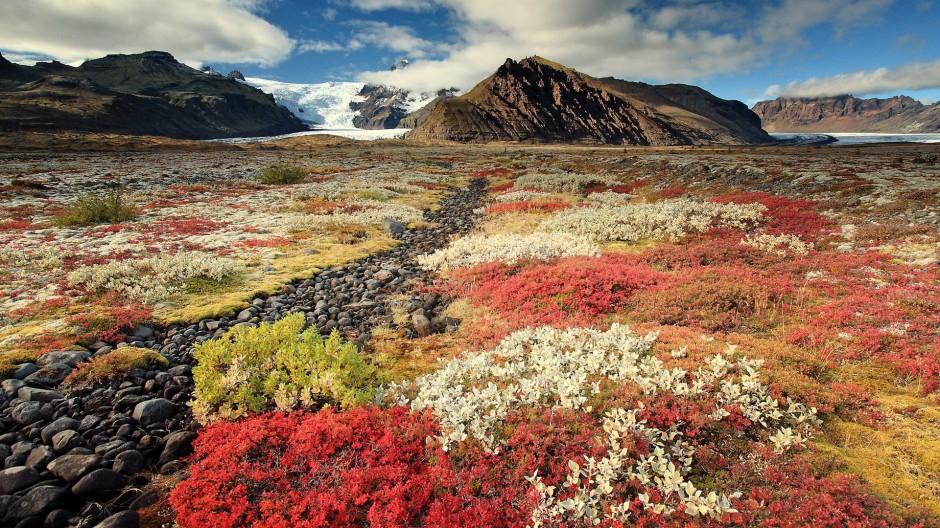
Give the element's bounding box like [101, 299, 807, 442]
[191, 313, 387, 422]
[484, 200, 572, 215]
[417, 232, 598, 272]
[632, 266, 794, 333]
[449, 254, 664, 330]
[258, 164, 307, 184]
[53, 188, 139, 227]
[64, 347, 168, 387]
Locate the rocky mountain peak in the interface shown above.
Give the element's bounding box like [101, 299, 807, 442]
[753, 95, 939, 133]
[407, 56, 769, 145]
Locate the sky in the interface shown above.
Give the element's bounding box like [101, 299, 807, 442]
[2, 0, 940, 105]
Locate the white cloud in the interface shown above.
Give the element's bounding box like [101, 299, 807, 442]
[322, 8, 338, 20]
[350, 21, 440, 58]
[765, 58, 940, 98]
[355, 0, 896, 94]
[347, 0, 437, 11]
[298, 40, 346, 53]
[0, 0, 294, 67]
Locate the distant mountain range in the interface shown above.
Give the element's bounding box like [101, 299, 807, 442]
[0, 51, 305, 139]
[406, 57, 770, 145]
[753, 95, 940, 133]
[1, 51, 773, 145]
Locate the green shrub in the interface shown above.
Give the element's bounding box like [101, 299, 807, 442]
[191, 312, 386, 422]
[53, 188, 139, 227]
[64, 347, 169, 387]
[257, 164, 307, 184]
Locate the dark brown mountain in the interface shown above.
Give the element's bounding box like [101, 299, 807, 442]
[406, 56, 770, 145]
[0, 51, 306, 139]
[753, 95, 940, 133]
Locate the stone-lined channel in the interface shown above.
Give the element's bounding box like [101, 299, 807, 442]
[0, 178, 488, 527]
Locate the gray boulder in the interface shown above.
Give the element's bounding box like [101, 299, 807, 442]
[132, 398, 175, 427]
[0, 465, 41, 494]
[5, 485, 66, 520]
[47, 454, 101, 483]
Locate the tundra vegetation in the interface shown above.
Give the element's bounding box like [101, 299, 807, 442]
[1, 141, 939, 526]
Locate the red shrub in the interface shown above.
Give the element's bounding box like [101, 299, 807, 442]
[658, 186, 688, 199]
[631, 266, 794, 333]
[710, 192, 831, 240]
[489, 182, 515, 193]
[470, 168, 513, 178]
[452, 254, 665, 330]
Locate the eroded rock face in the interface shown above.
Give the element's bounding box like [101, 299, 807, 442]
[753, 95, 940, 133]
[407, 56, 770, 145]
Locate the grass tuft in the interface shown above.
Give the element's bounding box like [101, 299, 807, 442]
[53, 188, 138, 227]
[258, 164, 307, 184]
[64, 347, 169, 387]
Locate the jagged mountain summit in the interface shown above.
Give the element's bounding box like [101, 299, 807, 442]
[0, 51, 305, 139]
[406, 56, 771, 145]
[753, 95, 940, 133]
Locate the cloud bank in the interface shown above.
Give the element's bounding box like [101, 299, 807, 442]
[0, 0, 293, 67]
[766, 58, 940, 98]
[354, 0, 895, 94]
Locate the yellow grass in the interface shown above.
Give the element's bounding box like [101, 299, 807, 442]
[816, 362, 940, 517]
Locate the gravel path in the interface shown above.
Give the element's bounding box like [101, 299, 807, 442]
[0, 178, 488, 527]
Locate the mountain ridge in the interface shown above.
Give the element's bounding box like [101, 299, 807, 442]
[406, 56, 771, 145]
[0, 51, 306, 139]
[753, 95, 940, 133]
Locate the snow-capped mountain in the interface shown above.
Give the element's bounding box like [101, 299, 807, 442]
[244, 77, 366, 128]
[244, 77, 447, 130]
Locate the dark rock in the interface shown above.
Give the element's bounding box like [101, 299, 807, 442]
[23, 364, 72, 387]
[0, 466, 41, 494]
[36, 351, 90, 368]
[131, 398, 175, 427]
[131, 325, 154, 339]
[382, 219, 406, 236]
[51, 430, 84, 454]
[94, 510, 139, 528]
[17, 387, 63, 403]
[2, 378, 25, 396]
[15, 516, 43, 528]
[12, 364, 38, 380]
[112, 450, 145, 475]
[43, 509, 71, 528]
[6, 485, 66, 520]
[25, 446, 55, 469]
[71, 468, 124, 499]
[40, 418, 80, 444]
[12, 402, 45, 425]
[47, 454, 101, 483]
[129, 489, 159, 510]
[158, 431, 196, 465]
[412, 313, 432, 337]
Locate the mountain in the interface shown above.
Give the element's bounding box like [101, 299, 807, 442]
[0, 51, 305, 139]
[406, 56, 770, 145]
[243, 77, 448, 130]
[753, 95, 940, 133]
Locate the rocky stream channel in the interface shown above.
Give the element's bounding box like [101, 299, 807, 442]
[0, 178, 489, 527]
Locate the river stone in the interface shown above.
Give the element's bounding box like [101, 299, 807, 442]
[71, 469, 124, 499]
[40, 418, 80, 444]
[0, 466, 41, 494]
[51, 430, 84, 454]
[5, 485, 66, 520]
[12, 363, 38, 380]
[36, 351, 90, 368]
[132, 399, 175, 427]
[112, 450, 145, 475]
[157, 431, 197, 465]
[17, 387, 63, 403]
[47, 454, 101, 483]
[23, 364, 72, 386]
[25, 446, 55, 469]
[94, 510, 140, 528]
[12, 401, 45, 425]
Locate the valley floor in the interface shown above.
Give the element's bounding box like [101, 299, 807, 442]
[0, 136, 938, 527]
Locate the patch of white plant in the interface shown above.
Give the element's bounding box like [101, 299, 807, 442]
[390, 325, 818, 524]
[742, 232, 811, 256]
[586, 190, 637, 205]
[68, 251, 243, 304]
[515, 172, 618, 194]
[294, 199, 423, 230]
[417, 232, 599, 271]
[538, 199, 766, 242]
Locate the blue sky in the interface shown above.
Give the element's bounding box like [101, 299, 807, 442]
[2, 0, 940, 105]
